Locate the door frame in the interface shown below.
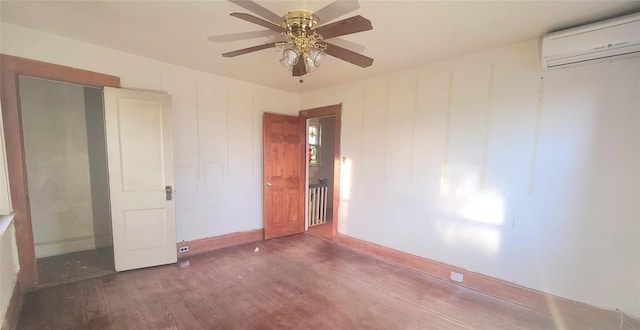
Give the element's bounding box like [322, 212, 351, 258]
[0, 54, 120, 289]
[299, 104, 342, 241]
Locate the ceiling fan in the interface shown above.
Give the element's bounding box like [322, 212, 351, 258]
[213, 0, 374, 77]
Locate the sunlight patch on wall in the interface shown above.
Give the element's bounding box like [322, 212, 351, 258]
[340, 156, 352, 200]
[440, 165, 505, 225]
[438, 165, 505, 253]
[440, 165, 480, 197]
[460, 192, 504, 225]
[436, 220, 501, 254]
[338, 156, 353, 231]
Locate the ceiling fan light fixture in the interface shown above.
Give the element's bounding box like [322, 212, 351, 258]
[309, 47, 326, 66]
[305, 47, 326, 72]
[280, 47, 300, 69]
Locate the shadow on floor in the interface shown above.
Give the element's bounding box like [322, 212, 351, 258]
[37, 247, 115, 285]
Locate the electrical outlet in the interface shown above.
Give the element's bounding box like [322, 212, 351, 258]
[179, 246, 189, 253]
[450, 271, 464, 283]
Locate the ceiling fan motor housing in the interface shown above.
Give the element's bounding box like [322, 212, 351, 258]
[283, 10, 319, 37]
[283, 10, 324, 57]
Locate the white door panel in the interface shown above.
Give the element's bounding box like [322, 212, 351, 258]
[104, 87, 176, 271]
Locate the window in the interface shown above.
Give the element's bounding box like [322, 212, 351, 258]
[308, 123, 320, 165]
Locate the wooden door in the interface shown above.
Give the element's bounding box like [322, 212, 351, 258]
[103, 87, 177, 271]
[263, 113, 305, 239]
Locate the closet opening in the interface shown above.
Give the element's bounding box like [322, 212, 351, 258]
[18, 76, 114, 286]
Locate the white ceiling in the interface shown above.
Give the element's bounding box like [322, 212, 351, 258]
[2, 1, 639, 94]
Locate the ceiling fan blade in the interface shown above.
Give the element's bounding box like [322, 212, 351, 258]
[313, 0, 360, 24]
[222, 42, 278, 57]
[230, 13, 286, 33]
[314, 15, 372, 40]
[228, 0, 282, 24]
[208, 30, 280, 43]
[325, 42, 373, 68]
[329, 37, 366, 53]
[293, 55, 306, 76]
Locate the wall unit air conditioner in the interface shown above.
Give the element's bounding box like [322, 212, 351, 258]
[541, 12, 640, 70]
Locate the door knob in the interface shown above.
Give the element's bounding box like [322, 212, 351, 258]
[264, 181, 272, 187]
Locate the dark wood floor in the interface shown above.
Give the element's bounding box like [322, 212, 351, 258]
[307, 220, 333, 240]
[36, 247, 114, 284]
[19, 235, 618, 329]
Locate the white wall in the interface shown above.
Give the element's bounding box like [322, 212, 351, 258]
[0, 221, 19, 326]
[20, 76, 96, 257]
[301, 39, 640, 317]
[1, 23, 300, 243]
[0, 93, 19, 327]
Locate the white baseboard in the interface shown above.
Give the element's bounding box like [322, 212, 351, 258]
[34, 235, 95, 258]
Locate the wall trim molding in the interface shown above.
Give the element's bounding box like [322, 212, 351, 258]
[176, 229, 264, 258]
[337, 234, 627, 328]
[1, 275, 23, 330]
[34, 235, 96, 258]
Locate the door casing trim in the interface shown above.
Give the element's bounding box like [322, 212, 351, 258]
[0, 54, 120, 289]
[299, 104, 342, 241]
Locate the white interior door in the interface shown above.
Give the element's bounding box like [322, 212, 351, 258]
[103, 87, 176, 271]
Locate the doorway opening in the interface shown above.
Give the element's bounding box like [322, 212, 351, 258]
[305, 116, 336, 240]
[18, 76, 114, 285]
[298, 104, 341, 242]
